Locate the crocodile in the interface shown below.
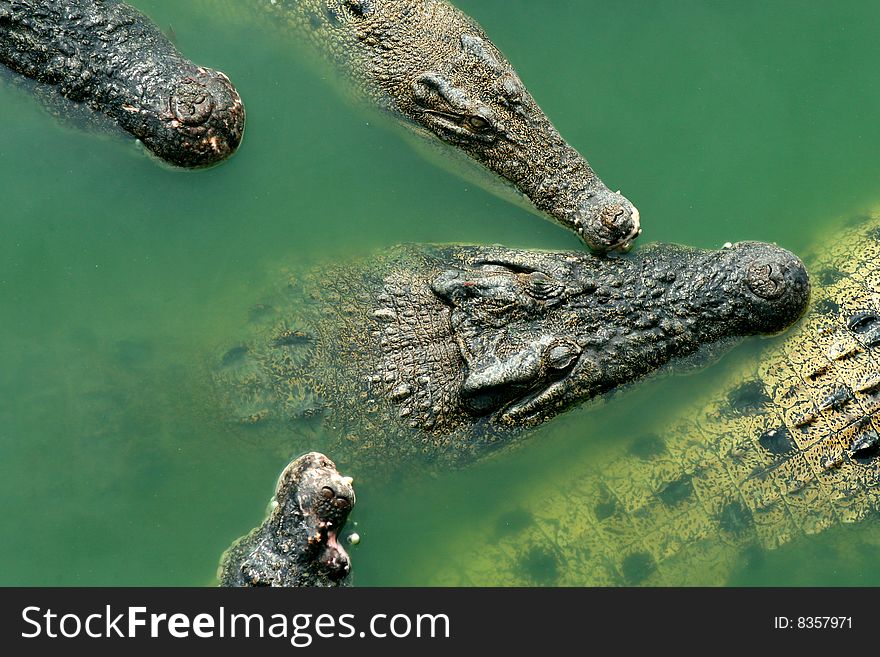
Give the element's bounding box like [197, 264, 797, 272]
[418, 211, 880, 586]
[0, 0, 245, 168]
[218, 451, 356, 587]
[214, 240, 809, 474]
[204, 0, 639, 251]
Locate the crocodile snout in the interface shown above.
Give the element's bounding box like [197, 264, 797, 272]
[573, 189, 641, 253]
[151, 68, 245, 168]
[170, 78, 216, 126]
[723, 242, 811, 334]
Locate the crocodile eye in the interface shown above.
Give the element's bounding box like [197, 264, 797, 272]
[342, 0, 374, 18]
[525, 272, 563, 300]
[321, 486, 335, 499]
[334, 497, 350, 510]
[544, 341, 581, 371]
[467, 115, 491, 132]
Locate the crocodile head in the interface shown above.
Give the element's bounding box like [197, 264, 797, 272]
[271, 452, 356, 584]
[404, 32, 639, 252]
[431, 241, 810, 426]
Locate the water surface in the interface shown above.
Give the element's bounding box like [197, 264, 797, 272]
[1, 0, 879, 585]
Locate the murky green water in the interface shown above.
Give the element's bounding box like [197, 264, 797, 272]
[2, 0, 880, 586]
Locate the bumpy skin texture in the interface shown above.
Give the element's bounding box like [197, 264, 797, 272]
[218, 452, 356, 587]
[214, 241, 809, 472]
[422, 213, 880, 586]
[251, 0, 639, 251]
[0, 0, 245, 167]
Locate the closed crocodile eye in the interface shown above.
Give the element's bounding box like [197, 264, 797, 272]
[525, 271, 563, 300]
[544, 341, 581, 371]
[467, 115, 491, 132]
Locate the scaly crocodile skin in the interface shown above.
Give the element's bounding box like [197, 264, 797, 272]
[213, 241, 808, 475]
[426, 213, 880, 585]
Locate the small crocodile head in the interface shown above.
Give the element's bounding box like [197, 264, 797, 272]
[431, 242, 809, 426]
[136, 66, 246, 168]
[405, 32, 639, 251]
[272, 452, 356, 584]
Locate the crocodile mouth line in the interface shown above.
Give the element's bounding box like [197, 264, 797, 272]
[614, 207, 642, 253]
[321, 528, 351, 579]
[496, 377, 569, 425]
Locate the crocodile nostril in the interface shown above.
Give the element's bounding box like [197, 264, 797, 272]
[745, 262, 785, 300]
[170, 79, 215, 125]
[601, 203, 625, 228]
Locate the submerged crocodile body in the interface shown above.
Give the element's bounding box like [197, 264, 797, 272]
[214, 240, 808, 474]
[218, 452, 356, 587]
[0, 0, 245, 167]
[421, 212, 880, 586]
[214, 0, 639, 251]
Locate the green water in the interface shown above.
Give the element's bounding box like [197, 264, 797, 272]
[2, 0, 880, 586]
